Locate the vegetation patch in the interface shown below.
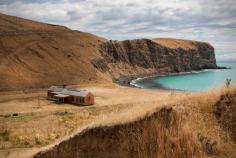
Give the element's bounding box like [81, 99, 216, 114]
[8, 113, 35, 122]
[35, 134, 44, 145]
[53, 111, 73, 116]
[214, 90, 236, 141]
[0, 130, 10, 141]
[16, 135, 31, 146]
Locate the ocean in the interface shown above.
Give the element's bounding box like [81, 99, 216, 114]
[131, 61, 236, 92]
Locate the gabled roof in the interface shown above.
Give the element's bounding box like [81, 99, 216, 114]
[48, 86, 90, 97]
[48, 86, 64, 92]
[61, 88, 89, 97]
[54, 94, 70, 98]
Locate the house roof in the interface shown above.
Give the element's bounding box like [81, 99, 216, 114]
[48, 86, 64, 92]
[61, 88, 89, 97]
[48, 86, 90, 97]
[54, 94, 70, 98]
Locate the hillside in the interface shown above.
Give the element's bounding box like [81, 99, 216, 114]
[0, 13, 217, 91]
[33, 89, 236, 158]
[0, 13, 108, 91]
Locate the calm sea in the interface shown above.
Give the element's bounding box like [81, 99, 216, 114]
[132, 61, 236, 92]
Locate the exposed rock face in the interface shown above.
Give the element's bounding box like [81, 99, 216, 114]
[93, 39, 217, 79]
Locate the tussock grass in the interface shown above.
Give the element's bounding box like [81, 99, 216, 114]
[0, 130, 10, 141]
[1, 86, 236, 158]
[34, 87, 236, 158]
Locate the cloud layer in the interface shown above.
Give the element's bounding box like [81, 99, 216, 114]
[0, 0, 236, 60]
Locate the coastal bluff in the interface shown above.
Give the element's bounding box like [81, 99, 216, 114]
[0, 13, 218, 90]
[93, 38, 217, 79]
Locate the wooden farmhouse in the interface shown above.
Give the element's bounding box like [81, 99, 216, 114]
[47, 86, 94, 105]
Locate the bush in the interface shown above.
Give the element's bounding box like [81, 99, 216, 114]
[53, 111, 73, 116]
[0, 130, 10, 141]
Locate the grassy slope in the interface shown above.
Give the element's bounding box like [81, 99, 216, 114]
[152, 38, 211, 50]
[33, 87, 236, 158]
[0, 13, 108, 91]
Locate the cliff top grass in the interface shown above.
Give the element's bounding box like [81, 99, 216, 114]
[153, 38, 210, 50]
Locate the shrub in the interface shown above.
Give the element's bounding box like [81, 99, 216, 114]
[0, 130, 10, 141]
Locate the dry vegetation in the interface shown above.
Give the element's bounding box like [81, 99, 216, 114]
[0, 12, 234, 158]
[0, 13, 109, 91]
[33, 87, 236, 158]
[153, 38, 201, 50]
[1, 84, 236, 158]
[0, 83, 184, 157]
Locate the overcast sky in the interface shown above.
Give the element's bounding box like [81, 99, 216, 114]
[0, 0, 236, 61]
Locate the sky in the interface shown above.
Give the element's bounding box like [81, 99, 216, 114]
[0, 0, 236, 61]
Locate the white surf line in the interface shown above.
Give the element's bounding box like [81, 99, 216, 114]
[130, 77, 146, 88]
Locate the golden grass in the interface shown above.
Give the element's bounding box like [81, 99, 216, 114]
[33, 87, 236, 158]
[0, 85, 236, 158]
[153, 38, 199, 50]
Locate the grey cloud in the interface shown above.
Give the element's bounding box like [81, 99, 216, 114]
[0, 0, 236, 60]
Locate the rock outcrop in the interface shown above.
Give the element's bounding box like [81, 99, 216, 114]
[93, 39, 217, 79]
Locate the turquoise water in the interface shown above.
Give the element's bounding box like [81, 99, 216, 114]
[134, 62, 236, 92]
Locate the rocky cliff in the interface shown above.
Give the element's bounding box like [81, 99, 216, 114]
[0, 13, 218, 90]
[93, 38, 217, 79]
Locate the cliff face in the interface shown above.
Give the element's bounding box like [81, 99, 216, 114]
[93, 39, 217, 79]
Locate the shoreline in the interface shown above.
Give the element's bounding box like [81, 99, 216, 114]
[114, 67, 230, 91]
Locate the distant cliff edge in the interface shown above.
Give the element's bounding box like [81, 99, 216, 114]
[93, 38, 217, 80]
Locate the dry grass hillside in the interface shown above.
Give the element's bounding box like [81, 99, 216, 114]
[214, 91, 236, 141]
[0, 13, 108, 91]
[33, 88, 236, 158]
[153, 38, 210, 50]
[0, 13, 234, 158]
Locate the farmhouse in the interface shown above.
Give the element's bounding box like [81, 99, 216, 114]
[48, 86, 94, 105]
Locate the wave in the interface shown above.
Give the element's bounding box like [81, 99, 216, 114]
[130, 77, 145, 88]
